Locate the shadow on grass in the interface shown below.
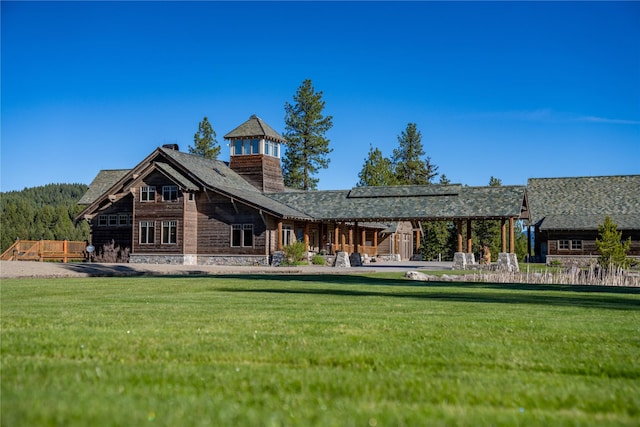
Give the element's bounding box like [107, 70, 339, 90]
[215, 274, 640, 311]
[61, 263, 147, 277]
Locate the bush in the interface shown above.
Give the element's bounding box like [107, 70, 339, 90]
[311, 254, 326, 265]
[94, 240, 130, 263]
[283, 241, 306, 265]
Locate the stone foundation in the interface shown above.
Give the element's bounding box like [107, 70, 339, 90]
[129, 254, 270, 266]
[453, 252, 476, 270]
[497, 252, 519, 272]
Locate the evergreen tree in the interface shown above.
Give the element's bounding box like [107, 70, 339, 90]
[356, 145, 396, 187]
[0, 183, 90, 252]
[282, 79, 333, 190]
[189, 116, 220, 159]
[391, 123, 438, 185]
[596, 215, 631, 269]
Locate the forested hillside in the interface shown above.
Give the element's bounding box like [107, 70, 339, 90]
[0, 184, 90, 253]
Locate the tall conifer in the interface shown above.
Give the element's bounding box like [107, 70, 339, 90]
[282, 80, 333, 190]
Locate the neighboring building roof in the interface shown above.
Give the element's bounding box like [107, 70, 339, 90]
[527, 175, 640, 230]
[223, 115, 286, 143]
[78, 169, 130, 205]
[267, 185, 527, 222]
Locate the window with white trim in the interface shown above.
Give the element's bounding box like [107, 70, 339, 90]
[162, 185, 178, 201]
[559, 240, 583, 250]
[140, 221, 155, 244]
[119, 214, 129, 226]
[108, 215, 118, 226]
[282, 225, 293, 246]
[141, 186, 156, 202]
[98, 215, 108, 226]
[162, 220, 177, 244]
[231, 224, 253, 247]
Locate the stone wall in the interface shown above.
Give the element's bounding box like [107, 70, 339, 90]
[546, 254, 640, 268]
[129, 253, 270, 266]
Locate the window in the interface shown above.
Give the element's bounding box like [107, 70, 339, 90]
[234, 140, 242, 155]
[559, 240, 582, 250]
[140, 221, 155, 244]
[108, 215, 118, 226]
[162, 185, 178, 201]
[98, 215, 108, 226]
[231, 224, 253, 247]
[119, 214, 129, 226]
[162, 220, 177, 244]
[141, 186, 155, 202]
[282, 225, 293, 246]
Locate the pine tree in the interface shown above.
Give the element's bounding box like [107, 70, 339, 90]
[596, 215, 631, 269]
[391, 123, 438, 185]
[282, 79, 333, 190]
[189, 116, 220, 159]
[356, 145, 396, 187]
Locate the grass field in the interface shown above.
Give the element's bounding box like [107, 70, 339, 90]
[2, 273, 639, 426]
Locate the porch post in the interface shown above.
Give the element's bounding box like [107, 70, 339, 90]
[456, 220, 463, 252]
[334, 223, 339, 254]
[340, 222, 346, 251]
[304, 223, 310, 250]
[466, 219, 472, 253]
[277, 220, 283, 251]
[501, 219, 507, 253]
[509, 217, 515, 254]
[361, 228, 366, 254]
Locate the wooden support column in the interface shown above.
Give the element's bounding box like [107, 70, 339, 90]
[415, 228, 421, 251]
[63, 239, 68, 263]
[304, 223, 310, 250]
[527, 224, 532, 261]
[373, 230, 378, 255]
[334, 223, 339, 254]
[509, 217, 515, 254]
[501, 219, 507, 253]
[277, 220, 283, 251]
[341, 223, 346, 251]
[348, 227, 353, 253]
[361, 228, 366, 254]
[456, 220, 463, 252]
[466, 219, 472, 253]
[354, 222, 359, 253]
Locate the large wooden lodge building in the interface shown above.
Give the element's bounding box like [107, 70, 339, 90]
[77, 115, 639, 266]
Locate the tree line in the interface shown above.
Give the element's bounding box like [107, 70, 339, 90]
[0, 184, 90, 253]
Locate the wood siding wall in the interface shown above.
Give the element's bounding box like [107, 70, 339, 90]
[229, 155, 285, 193]
[195, 192, 268, 255]
[544, 230, 640, 256]
[90, 195, 133, 252]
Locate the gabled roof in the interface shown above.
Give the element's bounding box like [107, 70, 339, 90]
[527, 175, 640, 230]
[223, 115, 286, 143]
[77, 147, 310, 220]
[78, 169, 130, 205]
[267, 185, 527, 222]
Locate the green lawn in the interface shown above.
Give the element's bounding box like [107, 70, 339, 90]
[2, 274, 639, 426]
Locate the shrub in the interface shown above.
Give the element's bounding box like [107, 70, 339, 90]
[311, 254, 326, 265]
[283, 241, 307, 264]
[94, 240, 130, 263]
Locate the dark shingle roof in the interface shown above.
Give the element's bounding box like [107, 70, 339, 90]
[267, 185, 527, 222]
[223, 115, 286, 143]
[527, 175, 640, 230]
[78, 169, 130, 205]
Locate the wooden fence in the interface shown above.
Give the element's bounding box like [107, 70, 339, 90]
[0, 240, 87, 263]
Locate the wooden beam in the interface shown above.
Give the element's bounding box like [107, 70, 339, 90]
[509, 217, 515, 254]
[304, 223, 310, 250]
[456, 220, 463, 252]
[466, 219, 472, 254]
[277, 220, 283, 251]
[501, 219, 507, 253]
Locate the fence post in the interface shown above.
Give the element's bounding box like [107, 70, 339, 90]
[39, 238, 44, 262]
[63, 239, 68, 263]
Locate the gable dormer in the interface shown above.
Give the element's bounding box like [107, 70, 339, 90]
[224, 115, 286, 193]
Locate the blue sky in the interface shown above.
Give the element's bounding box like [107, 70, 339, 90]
[2, 1, 639, 193]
